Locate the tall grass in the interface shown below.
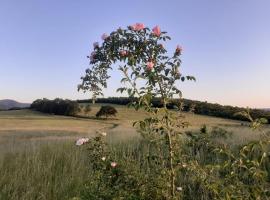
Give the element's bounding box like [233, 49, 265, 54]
[0, 142, 88, 200]
[0, 128, 269, 199]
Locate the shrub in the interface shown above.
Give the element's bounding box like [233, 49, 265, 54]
[96, 106, 117, 118]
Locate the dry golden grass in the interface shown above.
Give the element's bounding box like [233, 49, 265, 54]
[0, 103, 269, 151]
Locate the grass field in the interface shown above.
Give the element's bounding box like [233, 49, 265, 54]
[0, 104, 269, 199]
[0, 104, 268, 150]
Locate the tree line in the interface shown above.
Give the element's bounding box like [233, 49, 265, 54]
[31, 98, 79, 116]
[78, 97, 270, 123]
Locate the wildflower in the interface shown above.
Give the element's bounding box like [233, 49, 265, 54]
[101, 33, 108, 40]
[93, 42, 99, 48]
[120, 50, 127, 57]
[175, 45, 183, 55]
[146, 61, 154, 71]
[130, 23, 145, 31]
[176, 187, 183, 191]
[100, 132, 107, 136]
[89, 51, 96, 62]
[75, 138, 89, 146]
[182, 164, 187, 168]
[101, 157, 106, 161]
[152, 25, 161, 37]
[111, 162, 117, 168]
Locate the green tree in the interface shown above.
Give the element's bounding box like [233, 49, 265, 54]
[96, 105, 117, 119]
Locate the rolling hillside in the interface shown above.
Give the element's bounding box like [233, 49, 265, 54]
[0, 99, 30, 110]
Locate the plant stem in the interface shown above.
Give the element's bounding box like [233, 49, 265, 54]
[165, 112, 175, 198]
[162, 99, 175, 198]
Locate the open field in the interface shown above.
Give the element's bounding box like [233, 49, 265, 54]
[0, 104, 268, 150]
[0, 104, 269, 199]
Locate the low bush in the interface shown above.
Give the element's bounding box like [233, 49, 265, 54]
[96, 106, 117, 119]
[78, 127, 270, 200]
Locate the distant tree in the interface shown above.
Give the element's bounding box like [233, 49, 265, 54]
[78, 69, 105, 104]
[96, 105, 117, 119]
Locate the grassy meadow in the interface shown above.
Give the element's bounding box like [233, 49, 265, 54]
[0, 104, 269, 199]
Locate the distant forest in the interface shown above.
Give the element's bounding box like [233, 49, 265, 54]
[78, 97, 270, 123]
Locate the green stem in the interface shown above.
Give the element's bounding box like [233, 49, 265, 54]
[164, 112, 175, 198]
[167, 129, 175, 198]
[158, 78, 175, 198]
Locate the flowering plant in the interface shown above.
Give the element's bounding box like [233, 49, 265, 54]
[79, 23, 195, 198]
[78, 23, 270, 200]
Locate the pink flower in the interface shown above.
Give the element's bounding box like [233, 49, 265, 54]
[130, 24, 136, 30]
[176, 45, 183, 54]
[146, 61, 154, 71]
[159, 44, 164, 49]
[101, 33, 108, 40]
[111, 162, 117, 168]
[93, 42, 99, 48]
[130, 23, 145, 31]
[90, 51, 96, 62]
[120, 50, 127, 57]
[152, 25, 161, 37]
[76, 138, 89, 146]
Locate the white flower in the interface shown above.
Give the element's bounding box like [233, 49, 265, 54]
[101, 132, 107, 136]
[101, 157, 106, 161]
[111, 162, 117, 168]
[75, 138, 89, 146]
[176, 187, 183, 191]
[182, 164, 187, 168]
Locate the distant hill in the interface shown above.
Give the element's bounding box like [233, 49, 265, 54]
[0, 99, 30, 110]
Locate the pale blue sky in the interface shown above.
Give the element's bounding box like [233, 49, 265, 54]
[0, 0, 269, 108]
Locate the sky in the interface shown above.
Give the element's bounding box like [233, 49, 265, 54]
[0, 0, 269, 108]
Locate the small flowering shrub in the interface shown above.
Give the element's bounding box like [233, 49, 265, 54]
[78, 23, 270, 199]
